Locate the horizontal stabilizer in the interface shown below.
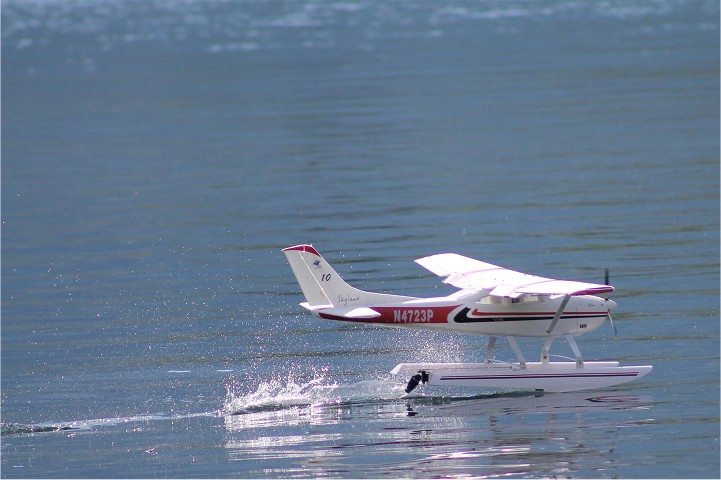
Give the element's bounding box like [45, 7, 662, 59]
[301, 302, 380, 319]
[332, 307, 381, 319]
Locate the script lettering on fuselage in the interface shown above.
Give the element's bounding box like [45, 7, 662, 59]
[338, 294, 360, 306]
[393, 309, 434, 323]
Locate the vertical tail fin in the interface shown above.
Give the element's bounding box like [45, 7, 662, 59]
[282, 244, 365, 307]
[282, 244, 417, 311]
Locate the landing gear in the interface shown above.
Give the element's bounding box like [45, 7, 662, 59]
[484, 335, 528, 368]
[404, 334, 589, 394]
[489, 335, 585, 368]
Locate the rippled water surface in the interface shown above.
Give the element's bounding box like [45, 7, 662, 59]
[2, 0, 719, 478]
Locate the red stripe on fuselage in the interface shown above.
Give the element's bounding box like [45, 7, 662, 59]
[317, 306, 608, 324]
[469, 309, 608, 317]
[319, 305, 461, 324]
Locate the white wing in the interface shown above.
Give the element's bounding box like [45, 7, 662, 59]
[415, 253, 613, 298]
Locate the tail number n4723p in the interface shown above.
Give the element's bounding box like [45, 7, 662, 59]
[394, 309, 434, 323]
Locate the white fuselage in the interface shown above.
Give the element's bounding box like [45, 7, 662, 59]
[314, 290, 613, 338]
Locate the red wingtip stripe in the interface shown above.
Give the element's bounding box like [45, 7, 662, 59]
[574, 286, 614, 295]
[282, 244, 320, 256]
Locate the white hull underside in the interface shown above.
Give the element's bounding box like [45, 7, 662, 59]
[392, 361, 653, 393]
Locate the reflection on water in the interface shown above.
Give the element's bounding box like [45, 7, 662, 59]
[222, 375, 654, 477]
[0, 383, 655, 478]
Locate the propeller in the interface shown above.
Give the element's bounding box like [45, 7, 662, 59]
[604, 268, 617, 337]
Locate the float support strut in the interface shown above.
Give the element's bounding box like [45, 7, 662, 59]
[506, 336, 526, 369]
[485, 336, 498, 363]
[565, 334, 584, 367]
[541, 337, 555, 364]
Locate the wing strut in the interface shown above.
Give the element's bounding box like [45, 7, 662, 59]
[546, 294, 571, 335]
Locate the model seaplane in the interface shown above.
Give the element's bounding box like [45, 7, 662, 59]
[282, 245, 652, 394]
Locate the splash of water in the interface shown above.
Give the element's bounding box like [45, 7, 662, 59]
[223, 370, 406, 416]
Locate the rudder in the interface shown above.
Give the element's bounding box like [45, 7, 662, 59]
[282, 244, 366, 307]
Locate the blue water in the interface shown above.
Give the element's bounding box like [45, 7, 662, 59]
[2, 0, 719, 477]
